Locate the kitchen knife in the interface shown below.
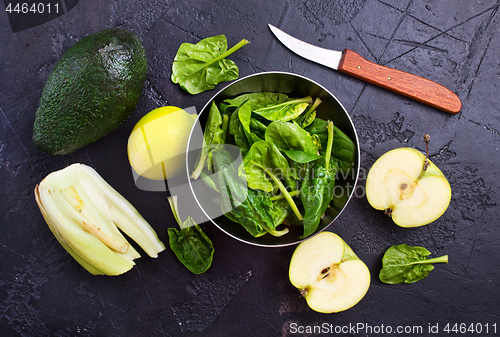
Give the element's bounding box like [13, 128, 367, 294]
[269, 24, 461, 114]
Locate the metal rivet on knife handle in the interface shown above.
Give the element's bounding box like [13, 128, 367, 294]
[337, 49, 462, 114]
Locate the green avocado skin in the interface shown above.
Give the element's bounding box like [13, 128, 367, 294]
[33, 28, 147, 155]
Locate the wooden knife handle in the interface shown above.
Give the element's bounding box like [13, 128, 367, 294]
[338, 49, 461, 114]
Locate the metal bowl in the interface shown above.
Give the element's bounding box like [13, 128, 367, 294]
[186, 71, 360, 247]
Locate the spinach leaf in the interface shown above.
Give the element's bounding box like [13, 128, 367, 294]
[379, 244, 448, 284]
[243, 141, 302, 220]
[237, 100, 252, 133]
[192, 101, 228, 179]
[211, 148, 288, 237]
[229, 102, 252, 157]
[224, 92, 290, 110]
[294, 97, 321, 127]
[265, 120, 320, 163]
[167, 196, 214, 274]
[282, 151, 321, 164]
[236, 101, 263, 146]
[269, 198, 293, 228]
[194, 94, 355, 240]
[253, 96, 313, 121]
[171, 35, 249, 94]
[249, 118, 267, 139]
[199, 171, 219, 192]
[299, 121, 337, 238]
[227, 100, 263, 156]
[306, 118, 356, 177]
[243, 141, 288, 192]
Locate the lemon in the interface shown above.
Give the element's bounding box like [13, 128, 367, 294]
[127, 106, 197, 180]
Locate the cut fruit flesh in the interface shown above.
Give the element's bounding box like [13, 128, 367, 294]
[289, 232, 370, 313]
[289, 232, 344, 288]
[391, 176, 451, 227]
[366, 147, 451, 227]
[366, 148, 425, 210]
[305, 260, 370, 313]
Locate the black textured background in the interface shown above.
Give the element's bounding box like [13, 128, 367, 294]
[1, 1, 499, 336]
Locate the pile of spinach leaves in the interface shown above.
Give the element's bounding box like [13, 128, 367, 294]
[192, 92, 356, 239]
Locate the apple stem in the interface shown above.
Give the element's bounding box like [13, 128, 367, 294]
[423, 134, 430, 171]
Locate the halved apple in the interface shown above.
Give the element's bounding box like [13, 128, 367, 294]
[366, 146, 451, 227]
[289, 232, 370, 313]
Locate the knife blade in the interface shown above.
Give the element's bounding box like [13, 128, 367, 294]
[269, 24, 461, 114]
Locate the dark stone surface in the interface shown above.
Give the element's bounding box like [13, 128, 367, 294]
[1, 0, 499, 336]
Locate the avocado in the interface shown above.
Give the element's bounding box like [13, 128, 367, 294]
[33, 28, 147, 155]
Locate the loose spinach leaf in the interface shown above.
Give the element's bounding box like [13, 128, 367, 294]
[243, 141, 302, 221]
[300, 121, 337, 238]
[379, 244, 449, 284]
[253, 96, 313, 121]
[167, 196, 214, 274]
[171, 35, 249, 94]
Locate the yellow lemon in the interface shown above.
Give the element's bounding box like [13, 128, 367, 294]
[127, 106, 197, 180]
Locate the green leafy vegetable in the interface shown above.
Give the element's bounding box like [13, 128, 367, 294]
[379, 244, 449, 284]
[212, 148, 288, 237]
[265, 120, 320, 163]
[294, 97, 321, 128]
[171, 35, 249, 94]
[192, 101, 228, 179]
[194, 92, 356, 239]
[167, 196, 214, 274]
[299, 121, 337, 238]
[224, 92, 290, 110]
[243, 141, 302, 221]
[306, 118, 356, 177]
[253, 96, 313, 121]
[269, 198, 293, 228]
[227, 100, 264, 157]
